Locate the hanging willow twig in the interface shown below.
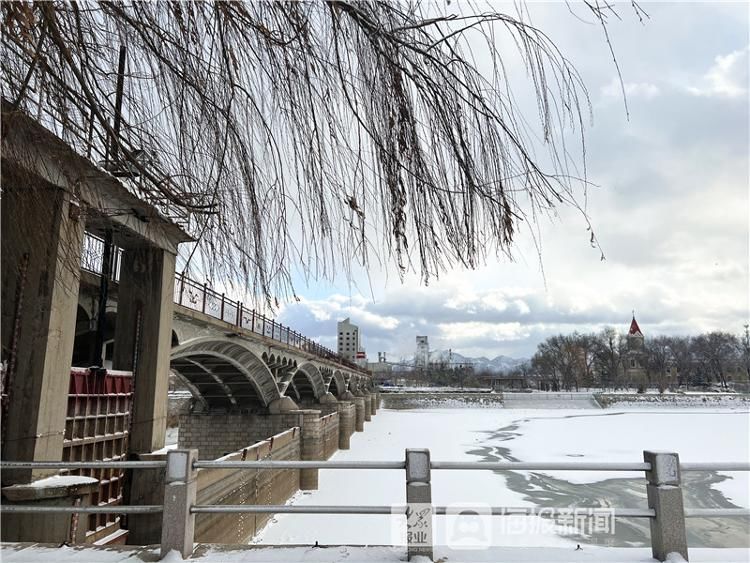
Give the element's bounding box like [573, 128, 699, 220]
[1, 1, 642, 308]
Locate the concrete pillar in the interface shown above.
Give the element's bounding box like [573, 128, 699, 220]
[113, 246, 176, 454]
[406, 449, 433, 561]
[370, 392, 379, 415]
[1, 187, 85, 483]
[299, 410, 323, 490]
[126, 452, 167, 544]
[352, 397, 365, 432]
[336, 401, 355, 450]
[644, 451, 688, 562]
[160, 449, 198, 559]
[363, 392, 372, 421]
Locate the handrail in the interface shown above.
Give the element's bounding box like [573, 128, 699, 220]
[80, 232, 369, 375]
[0, 505, 163, 514]
[193, 460, 405, 470]
[7, 459, 750, 472]
[0, 460, 166, 469]
[681, 462, 750, 471]
[432, 461, 652, 471]
[189, 505, 657, 518]
[2, 452, 748, 563]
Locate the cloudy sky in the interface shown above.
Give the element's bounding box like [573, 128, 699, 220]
[273, 2, 749, 361]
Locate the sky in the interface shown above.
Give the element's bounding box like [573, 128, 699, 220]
[271, 2, 749, 361]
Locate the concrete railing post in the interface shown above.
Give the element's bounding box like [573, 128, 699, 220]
[643, 451, 688, 562]
[406, 448, 433, 561]
[160, 449, 198, 560]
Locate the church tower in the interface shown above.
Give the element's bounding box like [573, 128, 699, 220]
[624, 314, 646, 388]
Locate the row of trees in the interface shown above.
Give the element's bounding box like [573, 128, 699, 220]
[525, 326, 750, 392]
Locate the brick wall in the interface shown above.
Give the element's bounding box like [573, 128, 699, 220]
[179, 411, 310, 460]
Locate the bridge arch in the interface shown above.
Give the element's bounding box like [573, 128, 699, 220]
[329, 370, 346, 397]
[286, 362, 326, 402]
[170, 337, 281, 411]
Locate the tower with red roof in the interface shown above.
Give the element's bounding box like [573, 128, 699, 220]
[625, 313, 646, 388]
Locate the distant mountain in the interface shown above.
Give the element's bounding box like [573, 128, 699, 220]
[427, 350, 528, 373]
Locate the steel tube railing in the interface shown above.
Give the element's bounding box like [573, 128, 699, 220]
[0, 505, 162, 514]
[681, 462, 750, 472]
[431, 461, 651, 471]
[0, 460, 166, 469]
[684, 508, 750, 517]
[191, 505, 395, 515]
[432, 507, 656, 518]
[193, 460, 405, 470]
[189, 505, 657, 518]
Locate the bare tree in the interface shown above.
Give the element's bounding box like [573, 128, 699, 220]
[593, 327, 624, 390]
[664, 335, 693, 388]
[644, 335, 671, 392]
[2, 1, 643, 306]
[692, 332, 740, 389]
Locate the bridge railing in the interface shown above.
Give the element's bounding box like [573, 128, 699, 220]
[1, 451, 748, 562]
[173, 273, 362, 370]
[80, 232, 365, 373]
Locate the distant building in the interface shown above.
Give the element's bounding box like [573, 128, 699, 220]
[337, 317, 360, 362]
[367, 352, 392, 383]
[624, 314, 647, 385]
[415, 336, 429, 368]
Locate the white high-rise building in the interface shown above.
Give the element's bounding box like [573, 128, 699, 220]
[337, 318, 360, 362]
[415, 335, 429, 368]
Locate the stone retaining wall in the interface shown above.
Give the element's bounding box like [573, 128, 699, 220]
[320, 413, 339, 459]
[379, 392, 504, 410]
[595, 393, 750, 408]
[194, 428, 301, 544]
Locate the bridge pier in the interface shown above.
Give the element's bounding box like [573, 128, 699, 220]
[316, 393, 355, 450]
[351, 397, 366, 432]
[363, 392, 373, 422]
[113, 247, 177, 454]
[336, 401, 356, 450]
[371, 392, 380, 414]
[1, 186, 85, 484]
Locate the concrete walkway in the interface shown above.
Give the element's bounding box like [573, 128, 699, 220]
[2, 543, 749, 562]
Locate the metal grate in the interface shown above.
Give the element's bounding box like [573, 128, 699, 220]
[62, 367, 133, 542]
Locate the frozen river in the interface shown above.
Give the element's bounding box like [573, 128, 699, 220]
[254, 407, 750, 549]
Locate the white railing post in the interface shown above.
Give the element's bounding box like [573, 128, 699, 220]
[643, 451, 688, 562]
[160, 449, 198, 560]
[405, 448, 433, 561]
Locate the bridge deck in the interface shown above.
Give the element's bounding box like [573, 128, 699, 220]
[1, 543, 745, 562]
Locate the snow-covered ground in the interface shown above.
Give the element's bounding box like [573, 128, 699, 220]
[255, 407, 750, 549]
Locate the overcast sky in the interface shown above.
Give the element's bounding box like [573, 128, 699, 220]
[273, 2, 749, 361]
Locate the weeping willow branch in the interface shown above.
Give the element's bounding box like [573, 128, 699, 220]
[1, 1, 641, 308]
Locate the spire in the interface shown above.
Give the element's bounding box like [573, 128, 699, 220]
[628, 313, 643, 337]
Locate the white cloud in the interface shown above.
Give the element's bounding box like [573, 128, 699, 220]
[601, 77, 660, 99]
[688, 46, 749, 98]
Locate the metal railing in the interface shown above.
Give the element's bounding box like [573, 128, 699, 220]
[79, 232, 366, 374]
[1, 452, 748, 562]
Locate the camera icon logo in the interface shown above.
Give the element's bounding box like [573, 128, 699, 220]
[442, 503, 493, 549]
